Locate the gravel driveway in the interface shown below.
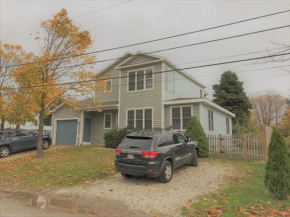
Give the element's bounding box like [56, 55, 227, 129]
[55, 159, 233, 217]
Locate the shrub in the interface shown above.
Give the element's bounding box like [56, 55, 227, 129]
[103, 127, 132, 149]
[184, 116, 209, 157]
[265, 127, 290, 200]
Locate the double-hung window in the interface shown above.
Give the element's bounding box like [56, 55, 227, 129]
[165, 67, 175, 93]
[226, 117, 230, 134]
[104, 113, 112, 129]
[171, 106, 192, 130]
[104, 80, 112, 93]
[208, 109, 214, 131]
[128, 68, 154, 92]
[127, 108, 153, 130]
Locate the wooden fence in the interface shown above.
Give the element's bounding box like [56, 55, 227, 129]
[207, 126, 272, 161]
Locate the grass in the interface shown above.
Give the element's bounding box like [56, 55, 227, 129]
[182, 158, 290, 217]
[0, 146, 116, 188]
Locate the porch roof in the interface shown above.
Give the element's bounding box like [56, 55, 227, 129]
[50, 99, 118, 113]
[163, 98, 235, 118]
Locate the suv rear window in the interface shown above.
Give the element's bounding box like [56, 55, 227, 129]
[119, 136, 152, 149]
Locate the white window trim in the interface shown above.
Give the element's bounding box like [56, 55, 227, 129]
[165, 67, 175, 93]
[169, 105, 193, 131]
[125, 107, 154, 129]
[104, 79, 112, 93]
[116, 113, 118, 127]
[208, 109, 214, 132]
[127, 67, 154, 93]
[103, 113, 112, 129]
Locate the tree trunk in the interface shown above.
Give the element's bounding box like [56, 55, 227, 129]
[0, 118, 4, 130]
[36, 106, 45, 158]
[16, 124, 20, 129]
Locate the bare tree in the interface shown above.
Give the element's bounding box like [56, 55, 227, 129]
[250, 90, 287, 130]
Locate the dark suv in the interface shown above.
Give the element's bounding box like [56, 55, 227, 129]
[115, 131, 199, 183]
[0, 129, 52, 158]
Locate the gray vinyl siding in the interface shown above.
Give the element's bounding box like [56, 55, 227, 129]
[202, 105, 232, 135]
[94, 69, 119, 103]
[164, 103, 200, 130]
[163, 64, 204, 101]
[88, 110, 118, 144]
[119, 62, 163, 128]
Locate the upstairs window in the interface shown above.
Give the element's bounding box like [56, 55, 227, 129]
[128, 68, 154, 92]
[200, 89, 203, 98]
[208, 109, 214, 131]
[165, 67, 175, 93]
[105, 80, 112, 93]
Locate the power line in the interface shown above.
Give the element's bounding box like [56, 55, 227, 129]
[2, 52, 290, 90]
[2, 24, 289, 75]
[0, 0, 134, 39]
[2, 9, 289, 68]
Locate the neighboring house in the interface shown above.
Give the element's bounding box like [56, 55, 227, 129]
[0, 117, 52, 135]
[51, 51, 235, 146]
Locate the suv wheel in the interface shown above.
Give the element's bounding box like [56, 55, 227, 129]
[121, 173, 133, 179]
[159, 161, 172, 183]
[0, 146, 10, 158]
[190, 149, 198, 167]
[43, 140, 50, 150]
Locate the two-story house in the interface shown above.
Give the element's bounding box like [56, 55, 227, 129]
[51, 51, 235, 145]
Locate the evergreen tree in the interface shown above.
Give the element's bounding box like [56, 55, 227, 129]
[265, 127, 290, 199]
[213, 71, 251, 127]
[185, 116, 209, 157]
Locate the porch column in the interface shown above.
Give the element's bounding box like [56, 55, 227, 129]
[79, 110, 84, 145]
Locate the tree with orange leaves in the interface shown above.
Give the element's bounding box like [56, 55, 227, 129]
[0, 42, 35, 129]
[15, 9, 105, 158]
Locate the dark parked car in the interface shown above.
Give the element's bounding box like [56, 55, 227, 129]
[0, 129, 52, 158]
[115, 131, 199, 183]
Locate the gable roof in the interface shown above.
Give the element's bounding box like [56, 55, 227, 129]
[96, 51, 206, 88]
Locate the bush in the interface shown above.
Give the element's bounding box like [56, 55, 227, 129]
[103, 127, 132, 149]
[265, 127, 290, 200]
[184, 116, 209, 157]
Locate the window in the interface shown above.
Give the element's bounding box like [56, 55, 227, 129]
[127, 110, 135, 129]
[171, 106, 192, 130]
[226, 117, 230, 134]
[128, 72, 136, 91]
[105, 80, 112, 93]
[182, 107, 191, 129]
[172, 108, 181, 130]
[127, 108, 153, 130]
[158, 135, 167, 147]
[128, 68, 153, 92]
[136, 109, 143, 129]
[165, 67, 175, 93]
[144, 109, 152, 130]
[104, 113, 112, 129]
[146, 69, 153, 89]
[175, 133, 186, 143]
[208, 109, 214, 131]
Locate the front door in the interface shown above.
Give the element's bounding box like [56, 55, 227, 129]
[83, 117, 92, 143]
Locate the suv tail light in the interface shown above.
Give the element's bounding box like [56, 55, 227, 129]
[141, 151, 158, 159]
[115, 149, 122, 156]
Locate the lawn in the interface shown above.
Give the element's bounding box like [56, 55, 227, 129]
[182, 158, 290, 217]
[0, 146, 116, 188]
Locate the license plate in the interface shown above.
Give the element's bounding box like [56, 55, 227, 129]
[127, 154, 135, 159]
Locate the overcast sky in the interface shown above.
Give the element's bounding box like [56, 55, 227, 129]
[0, 0, 289, 99]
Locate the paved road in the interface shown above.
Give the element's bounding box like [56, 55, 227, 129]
[0, 190, 149, 217]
